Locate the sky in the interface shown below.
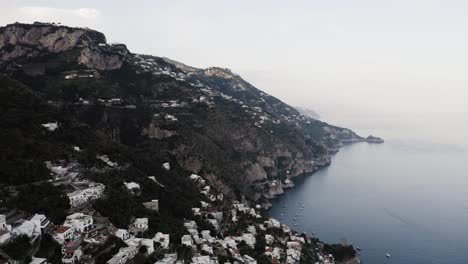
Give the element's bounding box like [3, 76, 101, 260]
[1, 0, 468, 144]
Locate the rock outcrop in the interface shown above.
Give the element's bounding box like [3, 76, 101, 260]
[365, 135, 384, 143]
[0, 22, 126, 71]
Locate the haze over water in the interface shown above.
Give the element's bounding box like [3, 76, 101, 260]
[270, 115, 468, 264]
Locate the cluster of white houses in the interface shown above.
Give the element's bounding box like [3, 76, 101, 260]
[0, 213, 50, 245]
[67, 182, 105, 207]
[0, 160, 338, 264]
[132, 55, 187, 82]
[51, 212, 106, 264]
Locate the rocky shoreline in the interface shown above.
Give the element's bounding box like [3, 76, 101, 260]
[258, 159, 331, 209]
[257, 139, 384, 263]
[250, 154, 328, 207]
[260, 136, 383, 206]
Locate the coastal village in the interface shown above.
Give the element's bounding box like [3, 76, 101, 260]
[0, 22, 367, 264]
[0, 49, 359, 264]
[0, 156, 337, 264]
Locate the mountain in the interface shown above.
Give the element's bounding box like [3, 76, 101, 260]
[0, 22, 363, 264]
[295, 106, 320, 120]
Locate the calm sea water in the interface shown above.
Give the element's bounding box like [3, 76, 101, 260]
[269, 140, 468, 264]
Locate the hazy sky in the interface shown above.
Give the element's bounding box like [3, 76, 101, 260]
[2, 0, 468, 143]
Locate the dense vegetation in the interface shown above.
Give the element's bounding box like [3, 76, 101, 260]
[35, 234, 62, 264]
[0, 235, 32, 261]
[14, 183, 70, 224]
[323, 244, 356, 261]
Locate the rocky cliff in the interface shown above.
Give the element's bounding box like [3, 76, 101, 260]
[0, 22, 368, 263]
[0, 22, 372, 202]
[0, 22, 126, 70]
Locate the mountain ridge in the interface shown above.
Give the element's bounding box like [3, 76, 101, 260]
[0, 22, 368, 264]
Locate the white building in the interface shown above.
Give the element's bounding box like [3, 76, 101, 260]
[266, 218, 281, 228]
[191, 255, 217, 264]
[97, 155, 118, 167]
[62, 246, 83, 264]
[142, 200, 159, 212]
[12, 220, 40, 238]
[286, 241, 302, 251]
[153, 232, 170, 249]
[282, 224, 291, 234]
[210, 212, 223, 222]
[107, 245, 139, 264]
[247, 225, 256, 235]
[124, 181, 140, 191]
[201, 244, 213, 255]
[201, 230, 214, 243]
[223, 237, 237, 249]
[242, 255, 257, 264]
[0, 229, 11, 244]
[64, 213, 93, 232]
[192, 208, 201, 216]
[265, 247, 281, 260]
[290, 235, 305, 244]
[30, 214, 50, 229]
[193, 234, 203, 245]
[29, 257, 47, 264]
[141, 238, 155, 254]
[155, 254, 177, 264]
[189, 174, 206, 185]
[67, 183, 105, 207]
[181, 234, 193, 247]
[0, 215, 10, 230]
[53, 226, 74, 244]
[265, 234, 274, 245]
[42, 122, 59, 131]
[184, 220, 197, 230]
[286, 248, 301, 264]
[114, 229, 130, 241]
[240, 233, 256, 248]
[207, 219, 219, 230]
[132, 218, 148, 232]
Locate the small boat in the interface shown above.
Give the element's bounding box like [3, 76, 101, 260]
[293, 218, 297, 221]
[356, 247, 361, 251]
[385, 253, 391, 258]
[294, 223, 299, 226]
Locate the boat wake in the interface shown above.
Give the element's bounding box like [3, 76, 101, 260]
[383, 207, 413, 226]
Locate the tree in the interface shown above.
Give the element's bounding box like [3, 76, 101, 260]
[176, 245, 193, 263]
[0, 235, 32, 261]
[14, 183, 70, 224]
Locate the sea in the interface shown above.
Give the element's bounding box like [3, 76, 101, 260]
[269, 112, 468, 264]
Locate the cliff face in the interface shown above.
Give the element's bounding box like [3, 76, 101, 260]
[0, 22, 125, 70]
[0, 22, 361, 201]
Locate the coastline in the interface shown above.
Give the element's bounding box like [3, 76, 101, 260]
[262, 141, 374, 263]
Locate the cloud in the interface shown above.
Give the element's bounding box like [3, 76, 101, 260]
[74, 8, 100, 19]
[18, 6, 100, 21]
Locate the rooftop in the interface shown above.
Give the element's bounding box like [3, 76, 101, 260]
[55, 226, 71, 234]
